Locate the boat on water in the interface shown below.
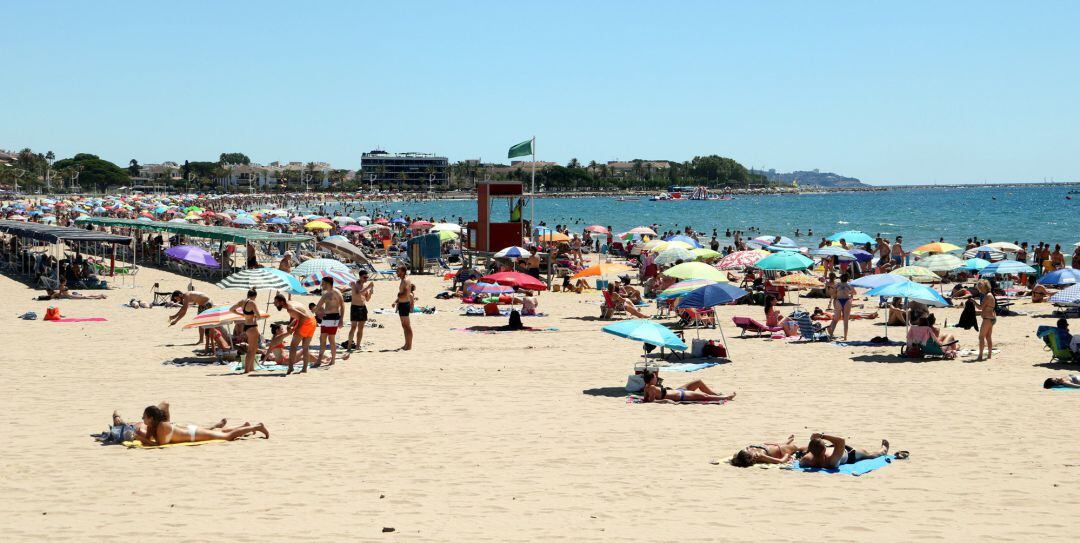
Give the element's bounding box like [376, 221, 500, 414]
[649, 186, 734, 201]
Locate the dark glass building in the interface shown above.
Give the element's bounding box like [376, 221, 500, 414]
[360, 150, 448, 189]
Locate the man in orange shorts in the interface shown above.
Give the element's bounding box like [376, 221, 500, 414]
[273, 293, 317, 375]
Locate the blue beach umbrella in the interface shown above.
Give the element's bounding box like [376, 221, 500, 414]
[961, 258, 991, 272]
[602, 319, 687, 351]
[262, 268, 308, 295]
[755, 251, 813, 271]
[267, 217, 289, 225]
[1038, 268, 1080, 287]
[810, 246, 857, 261]
[866, 280, 949, 307]
[980, 260, 1037, 276]
[1049, 284, 1080, 306]
[676, 283, 749, 309]
[232, 216, 257, 226]
[827, 230, 875, 245]
[495, 246, 531, 259]
[391, 217, 408, 225]
[849, 249, 874, 262]
[663, 234, 702, 248]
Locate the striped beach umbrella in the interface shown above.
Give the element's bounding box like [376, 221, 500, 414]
[962, 245, 1007, 262]
[292, 258, 351, 276]
[980, 260, 1037, 276]
[657, 278, 718, 299]
[262, 268, 308, 295]
[916, 254, 964, 272]
[1049, 284, 1080, 306]
[182, 305, 269, 330]
[654, 247, 696, 266]
[215, 268, 294, 291]
[495, 246, 531, 259]
[715, 250, 766, 270]
[302, 268, 356, 288]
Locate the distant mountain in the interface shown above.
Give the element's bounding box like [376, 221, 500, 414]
[756, 169, 867, 188]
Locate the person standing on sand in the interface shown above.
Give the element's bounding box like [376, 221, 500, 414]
[394, 265, 414, 351]
[314, 276, 345, 366]
[229, 288, 262, 374]
[346, 269, 373, 351]
[273, 293, 317, 374]
[976, 280, 996, 361]
[168, 290, 214, 350]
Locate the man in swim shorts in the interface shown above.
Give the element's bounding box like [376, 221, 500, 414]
[394, 265, 413, 351]
[168, 290, 214, 350]
[315, 276, 345, 367]
[273, 293, 317, 374]
[799, 433, 891, 469]
[347, 269, 373, 351]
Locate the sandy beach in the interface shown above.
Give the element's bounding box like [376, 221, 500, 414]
[1, 258, 1078, 542]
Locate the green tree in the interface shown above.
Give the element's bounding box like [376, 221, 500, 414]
[128, 159, 140, 177]
[219, 152, 251, 165]
[51, 153, 129, 191]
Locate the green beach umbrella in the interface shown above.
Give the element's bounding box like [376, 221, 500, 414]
[755, 251, 813, 271]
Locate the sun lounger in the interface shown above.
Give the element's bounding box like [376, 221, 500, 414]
[732, 316, 781, 337]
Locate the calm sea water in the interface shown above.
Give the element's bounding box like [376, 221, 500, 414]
[325, 185, 1079, 249]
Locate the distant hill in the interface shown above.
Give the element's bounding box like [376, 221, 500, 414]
[756, 169, 867, 188]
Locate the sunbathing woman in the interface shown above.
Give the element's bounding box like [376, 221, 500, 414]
[141, 404, 268, 445]
[730, 434, 806, 467]
[640, 370, 735, 403]
[798, 433, 894, 469]
[1044, 375, 1080, 389]
[108, 401, 227, 444]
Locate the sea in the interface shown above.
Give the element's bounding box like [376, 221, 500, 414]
[322, 185, 1079, 250]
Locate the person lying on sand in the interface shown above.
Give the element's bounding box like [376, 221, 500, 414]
[640, 370, 735, 403]
[141, 404, 268, 445]
[39, 286, 108, 300]
[798, 433, 902, 469]
[1044, 375, 1080, 389]
[108, 401, 227, 444]
[730, 435, 806, 467]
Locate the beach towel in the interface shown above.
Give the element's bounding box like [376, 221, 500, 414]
[122, 439, 227, 449]
[785, 455, 897, 476]
[451, 326, 558, 334]
[659, 362, 721, 372]
[625, 394, 727, 405]
[833, 340, 904, 347]
[1049, 386, 1080, 391]
[461, 309, 547, 317]
[52, 317, 107, 322]
[957, 299, 979, 331]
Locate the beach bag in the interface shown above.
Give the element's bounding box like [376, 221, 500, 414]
[904, 344, 924, 358]
[507, 310, 523, 330]
[691, 338, 709, 357]
[483, 302, 500, 316]
[703, 341, 727, 358]
[43, 306, 62, 321]
[625, 374, 645, 392]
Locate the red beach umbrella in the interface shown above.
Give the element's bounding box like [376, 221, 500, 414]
[480, 271, 546, 291]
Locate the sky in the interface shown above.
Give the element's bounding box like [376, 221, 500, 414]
[2, 0, 1078, 185]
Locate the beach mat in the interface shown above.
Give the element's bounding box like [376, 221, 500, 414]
[785, 455, 897, 476]
[451, 326, 558, 334]
[51, 317, 107, 322]
[123, 439, 226, 449]
[1050, 386, 1080, 391]
[833, 340, 903, 347]
[461, 310, 547, 317]
[659, 362, 721, 372]
[625, 395, 727, 405]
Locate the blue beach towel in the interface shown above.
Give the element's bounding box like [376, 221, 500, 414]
[660, 362, 721, 372]
[1050, 386, 1080, 391]
[786, 455, 897, 476]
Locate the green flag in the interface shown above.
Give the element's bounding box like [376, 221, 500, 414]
[507, 138, 533, 159]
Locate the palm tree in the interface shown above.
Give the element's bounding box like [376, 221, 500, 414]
[568, 158, 580, 169]
[397, 171, 407, 192]
[128, 159, 140, 178]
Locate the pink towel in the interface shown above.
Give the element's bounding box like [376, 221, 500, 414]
[52, 317, 107, 322]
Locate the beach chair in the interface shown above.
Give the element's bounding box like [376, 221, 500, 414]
[922, 337, 953, 359]
[679, 308, 716, 328]
[1038, 329, 1076, 363]
[794, 311, 830, 342]
[601, 290, 626, 319]
[731, 316, 781, 337]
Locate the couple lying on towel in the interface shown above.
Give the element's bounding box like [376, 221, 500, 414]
[96, 401, 268, 446]
[730, 433, 906, 468]
[639, 369, 736, 403]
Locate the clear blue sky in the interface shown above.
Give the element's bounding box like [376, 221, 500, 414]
[3, 1, 1077, 185]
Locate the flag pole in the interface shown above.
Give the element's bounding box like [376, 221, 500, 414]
[530, 136, 536, 247]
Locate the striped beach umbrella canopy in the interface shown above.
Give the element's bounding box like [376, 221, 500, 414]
[657, 279, 717, 299]
[654, 247, 696, 266]
[1037, 268, 1080, 286]
[755, 251, 813, 271]
[292, 258, 350, 276]
[1049, 284, 1080, 306]
[216, 268, 295, 291]
[494, 246, 531, 259]
[962, 245, 1007, 262]
[892, 265, 941, 283]
[302, 268, 357, 288]
[262, 268, 308, 295]
[715, 250, 767, 270]
[916, 254, 964, 272]
[182, 305, 269, 330]
[980, 260, 1037, 276]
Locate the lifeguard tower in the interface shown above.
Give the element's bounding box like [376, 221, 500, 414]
[466, 181, 527, 253]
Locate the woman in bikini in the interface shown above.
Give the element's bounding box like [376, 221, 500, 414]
[230, 288, 261, 373]
[976, 279, 996, 361]
[827, 273, 856, 340]
[730, 435, 806, 467]
[640, 370, 735, 403]
[140, 404, 268, 446]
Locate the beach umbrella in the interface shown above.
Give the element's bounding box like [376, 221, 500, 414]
[961, 258, 991, 272]
[267, 217, 289, 225]
[410, 220, 433, 230]
[980, 260, 1037, 276]
[468, 282, 514, 295]
[602, 319, 687, 351]
[537, 231, 570, 243]
[866, 280, 949, 307]
[664, 240, 695, 251]
[571, 262, 632, 280]
[324, 235, 349, 243]
[430, 222, 461, 233]
[962, 245, 1007, 262]
[663, 234, 702, 248]
[168, 218, 188, 223]
[755, 252, 813, 271]
[1049, 284, 1080, 306]
[391, 217, 408, 225]
[292, 258, 350, 276]
[677, 283, 749, 308]
[262, 268, 308, 295]
[772, 274, 824, 289]
[333, 216, 357, 224]
[438, 230, 459, 242]
[827, 230, 874, 245]
[657, 279, 718, 300]
[495, 246, 531, 259]
[912, 242, 962, 254]
[216, 268, 295, 291]
[715, 250, 766, 270]
[481, 271, 546, 291]
[628, 226, 657, 236]
[584, 225, 609, 234]
[302, 269, 357, 288]
[916, 254, 964, 272]
[182, 306, 269, 330]
[662, 262, 728, 282]
[892, 265, 941, 283]
[305, 220, 333, 231]
[1038, 268, 1080, 286]
[633, 239, 668, 255]
[748, 235, 798, 249]
[341, 225, 364, 232]
[850, 273, 907, 289]
[810, 246, 857, 261]
[849, 249, 874, 262]
[232, 216, 257, 226]
[165, 245, 220, 268]
[691, 248, 722, 261]
[374, 217, 389, 224]
[987, 241, 1022, 253]
[654, 247, 696, 266]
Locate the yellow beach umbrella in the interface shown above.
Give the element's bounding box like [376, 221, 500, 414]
[772, 274, 824, 289]
[665, 240, 694, 251]
[892, 265, 940, 283]
[305, 220, 333, 230]
[537, 231, 570, 243]
[912, 242, 962, 255]
[691, 248, 721, 261]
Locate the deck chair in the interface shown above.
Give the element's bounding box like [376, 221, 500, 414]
[922, 337, 954, 359]
[794, 311, 830, 342]
[1037, 326, 1076, 363]
[601, 290, 627, 319]
[731, 316, 781, 337]
[679, 308, 716, 328]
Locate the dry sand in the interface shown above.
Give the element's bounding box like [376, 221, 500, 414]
[2, 262, 1079, 542]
